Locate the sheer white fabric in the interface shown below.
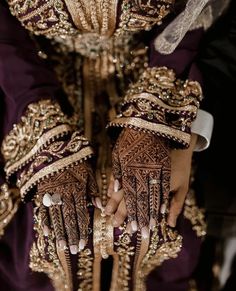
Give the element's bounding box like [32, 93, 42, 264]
[154, 0, 230, 55]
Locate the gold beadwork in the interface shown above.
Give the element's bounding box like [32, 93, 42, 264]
[1, 99, 78, 177]
[0, 184, 20, 237]
[184, 190, 206, 237]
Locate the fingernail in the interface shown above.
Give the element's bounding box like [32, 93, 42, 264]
[131, 221, 138, 232]
[114, 180, 120, 192]
[95, 197, 104, 211]
[43, 226, 49, 236]
[79, 240, 85, 251]
[141, 227, 149, 239]
[92, 197, 97, 208]
[149, 218, 156, 231]
[70, 245, 78, 255]
[58, 240, 66, 250]
[113, 218, 119, 227]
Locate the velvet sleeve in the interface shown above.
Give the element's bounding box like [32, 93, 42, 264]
[0, 2, 93, 201]
[108, 27, 204, 148]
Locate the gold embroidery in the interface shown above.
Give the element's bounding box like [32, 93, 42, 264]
[1, 99, 78, 177]
[109, 117, 191, 146]
[19, 145, 93, 199]
[124, 67, 203, 107]
[77, 248, 94, 291]
[184, 190, 206, 237]
[108, 67, 203, 147]
[0, 184, 20, 237]
[136, 224, 182, 291]
[29, 200, 70, 291]
[8, 0, 77, 37]
[116, 0, 174, 35]
[114, 230, 135, 291]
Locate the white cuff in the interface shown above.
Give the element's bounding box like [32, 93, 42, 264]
[191, 109, 214, 152]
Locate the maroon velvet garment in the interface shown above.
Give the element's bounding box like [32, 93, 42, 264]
[0, 1, 204, 290]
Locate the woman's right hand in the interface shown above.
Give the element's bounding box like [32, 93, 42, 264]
[111, 128, 171, 237]
[37, 161, 98, 255]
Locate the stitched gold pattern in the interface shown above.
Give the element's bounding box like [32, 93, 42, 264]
[30, 199, 71, 291]
[77, 248, 94, 291]
[114, 230, 135, 291]
[17, 134, 93, 199]
[7, 0, 77, 37]
[124, 67, 203, 107]
[184, 190, 206, 237]
[108, 67, 203, 147]
[0, 184, 20, 237]
[116, 0, 174, 35]
[1, 99, 77, 177]
[136, 224, 182, 291]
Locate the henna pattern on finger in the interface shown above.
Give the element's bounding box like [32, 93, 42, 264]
[37, 162, 97, 246]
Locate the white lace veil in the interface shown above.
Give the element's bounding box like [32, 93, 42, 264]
[154, 0, 230, 54]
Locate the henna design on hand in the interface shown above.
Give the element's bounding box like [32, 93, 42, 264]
[112, 128, 171, 230]
[37, 162, 98, 252]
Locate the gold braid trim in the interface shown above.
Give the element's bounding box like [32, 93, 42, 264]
[184, 189, 206, 238]
[1, 99, 78, 177]
[108, 67, 203, 147]
[19, 143, 93, 200]
[136, 224, 182, 291]
[0, 184, 20, 237]
[30, 200, 71, 291]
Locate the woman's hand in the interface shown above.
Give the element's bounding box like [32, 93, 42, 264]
[106, 133, 198, 230]
[37, 161, 98, 255]
[111, 128, 171, 237]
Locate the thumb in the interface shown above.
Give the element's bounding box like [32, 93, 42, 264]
[167, 188, 187, 227]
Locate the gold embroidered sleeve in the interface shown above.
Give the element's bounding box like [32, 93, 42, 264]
[108, 67, 203, 148]
[1, 99, 93, 201]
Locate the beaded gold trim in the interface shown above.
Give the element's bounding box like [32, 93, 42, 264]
[124, 67, 203, 107]
[184, 190, 206, 238]
[1, 99, 77, 177]
[109, 117, 191, 146]
[108, 67, 203, 147]
[0, 184, 20, 237]
[19, 145, 93, 199]
[30, 200, 71, 291]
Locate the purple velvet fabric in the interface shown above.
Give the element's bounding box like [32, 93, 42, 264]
[0, 1, 61, 136]
[149, 27, 204, 85]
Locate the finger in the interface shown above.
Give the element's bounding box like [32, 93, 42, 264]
[112, 198, 127, 227]
[39, 203, 50, 236]
[141, 226, 149, 239]
[125, 222, 132, 234]
[74, 190, 89, 245]
[105, 188, 124, 215]
[112, 143, 122, 181]
[149, 170, 161, 222]
[87, 167, 99, 197]
[136, 169, 149, 229]
[167, 188, 187, 227]
[62, 192, 79, 250]
[122, 172, 137, 226]
[161, 167, 171, 216]
[49, 205, 66, 243]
